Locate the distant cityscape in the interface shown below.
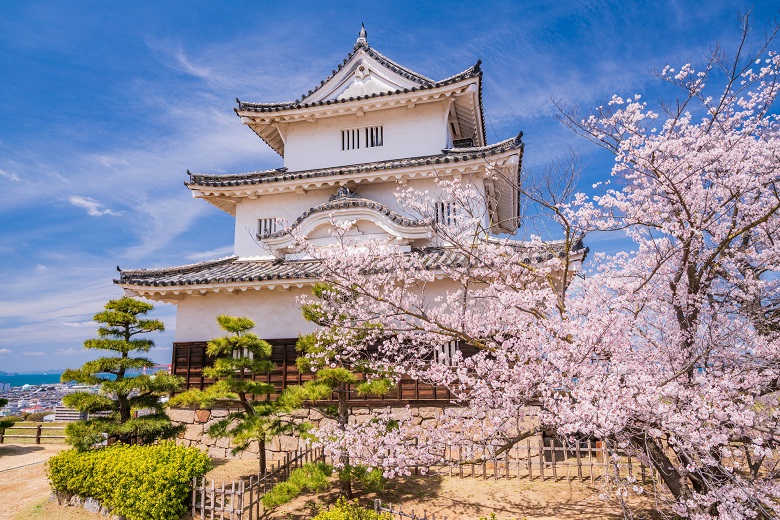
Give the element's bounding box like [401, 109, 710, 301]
[0, 365, 171, 422]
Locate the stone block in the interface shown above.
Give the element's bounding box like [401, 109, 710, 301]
[167, 408, 195, 424]
[83, 497, 102, 513]
[184, 424, 203, 441]
[269, 436, 281, 452]
[319, 417, 337, 430]
[417, 407, 440, 420]
[215, 437, 231, 449]
[280, 435, 300, 452]
[195, 409, 211, 423]
[290, 408, 310, 419]
[421, 418, 438, 429]
[353, 414, 372, 425]
[211, 409, 229, 418]
[208, 447, 227, 459]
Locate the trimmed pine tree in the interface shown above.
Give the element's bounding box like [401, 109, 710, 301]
[61, 297, 182, 450]
[168, 315, 305, 474]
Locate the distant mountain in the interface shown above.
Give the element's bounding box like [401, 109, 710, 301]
[0, 369, 64, 376]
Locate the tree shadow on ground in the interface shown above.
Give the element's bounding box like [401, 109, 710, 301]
[0, 444, 47, 456]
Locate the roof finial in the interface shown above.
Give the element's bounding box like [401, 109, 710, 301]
[356, 22, 368, 48]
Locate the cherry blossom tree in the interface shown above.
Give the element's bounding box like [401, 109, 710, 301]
[287, 16, 780, 519]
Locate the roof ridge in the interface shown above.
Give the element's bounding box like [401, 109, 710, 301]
[118, 256, 238, 277]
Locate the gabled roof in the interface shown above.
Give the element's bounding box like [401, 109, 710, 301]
[235, 25, 486, 157]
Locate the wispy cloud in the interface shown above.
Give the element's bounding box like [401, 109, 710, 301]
[23, 351, 45, 357]
[55, 347, 83, 356]
[68, 195, 124, 217]
[0, 349, 11, 355]
[61, 321, 97, 328]
[187, 245, 234, 261]
[0, 168, 20, 182]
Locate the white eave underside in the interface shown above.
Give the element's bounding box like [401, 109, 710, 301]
[237, 78, 482, 157]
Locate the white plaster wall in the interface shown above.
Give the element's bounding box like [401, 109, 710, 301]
[232, 176, 487, 258]
[173, 279, 464, 343]
[174, 288, 316, 342]
[283, 101, 449, 172]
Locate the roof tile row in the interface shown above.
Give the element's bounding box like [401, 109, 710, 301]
[187, 133, 523, 188]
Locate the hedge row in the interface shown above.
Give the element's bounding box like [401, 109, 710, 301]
[47, 441, 211, 520]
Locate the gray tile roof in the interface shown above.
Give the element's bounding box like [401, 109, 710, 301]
[187, 133, 522, 189]
[236, 30, 477, 112]
[115, 241, 577, 289]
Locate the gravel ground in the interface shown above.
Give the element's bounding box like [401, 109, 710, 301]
[0, 444, 69, 520]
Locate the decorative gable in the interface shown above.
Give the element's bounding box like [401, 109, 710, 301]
[235, 25, 485, 161]
[301, 24, 434, 104]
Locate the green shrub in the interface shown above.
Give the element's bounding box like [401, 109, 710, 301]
[313, 497, 392, 519]
[47, 441, 210, 520]
[262, 462, 333, 508]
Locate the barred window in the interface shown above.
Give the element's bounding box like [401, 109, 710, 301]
[232, 348, 254, 360]
[258, 218, 277, 236]
[342, 126, 383, 150]
[434, 201, 456, 225]
[434, 341, 460, 366]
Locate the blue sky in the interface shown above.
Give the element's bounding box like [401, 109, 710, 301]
[0, 1, 777, 372]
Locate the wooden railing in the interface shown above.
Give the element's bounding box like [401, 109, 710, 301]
[436, 438, 654, 485]
[374, 499, 447, 520]
[190, 446, 324, 520]
[0, 424, 66, 444]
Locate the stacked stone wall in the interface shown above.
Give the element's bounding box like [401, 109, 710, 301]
[166, 406, 448, 461]
[167, 406, 538, 461]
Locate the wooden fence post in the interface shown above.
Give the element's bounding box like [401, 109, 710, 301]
[35, 424, 42, 444]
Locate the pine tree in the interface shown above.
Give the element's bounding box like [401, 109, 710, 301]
[168, 315, 303, 474]
[61, 297, 182, 450]
[281, 282, 394, 498]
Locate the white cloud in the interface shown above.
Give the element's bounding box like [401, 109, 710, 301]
[150, 346, 171, 352]
[68, 195, 124, 217]
[0, 168, 20, 182]
[23, 351, 45, 357]
[55, 348, 83, 356]
[0, 349, 11, 355]
[61, 321, 97, 328]
[186, 245, 234, 261]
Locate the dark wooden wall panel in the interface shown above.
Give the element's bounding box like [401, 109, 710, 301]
[172, 339, 461, 405]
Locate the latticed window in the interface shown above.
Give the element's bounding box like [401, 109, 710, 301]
[434, 341, 460, 366]
[434, 201, 456, 225]
[342, 126, 383, 150]
[258, 218, 277, 235]
[232, 348, 254, 360]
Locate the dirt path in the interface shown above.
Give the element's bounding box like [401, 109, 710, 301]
[0, 444, 68, 520]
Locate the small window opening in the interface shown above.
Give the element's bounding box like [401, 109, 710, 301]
[258, 218, 277, 236]
[342, 126, 382, 150]
[434, 202, 456, 225]
[434, 341, 460, 366]
[232, 348, 254, 360]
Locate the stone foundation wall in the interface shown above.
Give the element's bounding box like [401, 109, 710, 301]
[166, 406, 447, 461]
